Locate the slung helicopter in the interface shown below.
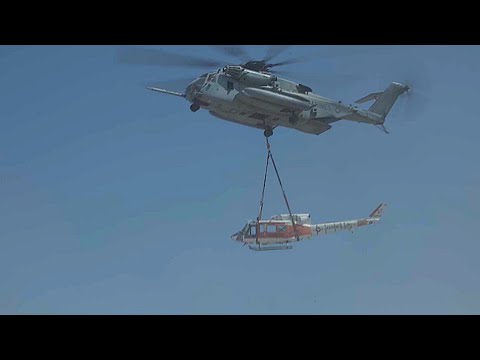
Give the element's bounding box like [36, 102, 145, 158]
[231, 203, 387, 251]
[118, 45, 416, 137]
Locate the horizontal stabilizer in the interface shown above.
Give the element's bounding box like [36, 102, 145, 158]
[355, 92, 383, 104]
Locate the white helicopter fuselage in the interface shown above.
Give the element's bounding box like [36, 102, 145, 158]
[231, 203, 387, 251]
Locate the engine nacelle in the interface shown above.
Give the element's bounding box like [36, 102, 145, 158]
[225, 66, 276, 86]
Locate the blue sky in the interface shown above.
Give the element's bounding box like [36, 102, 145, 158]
[1, 45, 479, 314]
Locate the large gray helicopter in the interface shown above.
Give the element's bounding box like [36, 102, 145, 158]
[119, 45, 420, 138]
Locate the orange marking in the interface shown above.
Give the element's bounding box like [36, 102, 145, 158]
[255, 222, 311, 239]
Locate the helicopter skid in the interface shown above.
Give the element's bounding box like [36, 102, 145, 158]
[248, 245, 293, 252]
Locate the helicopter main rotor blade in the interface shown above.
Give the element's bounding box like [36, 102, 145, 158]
[266, 47, 358, 70]
[118, 46, 225, 69]
[268, 54, 318, 68]
[268, 46, 392, 71]
[210, 45, 251, 62]
[263, 45, 292, 63]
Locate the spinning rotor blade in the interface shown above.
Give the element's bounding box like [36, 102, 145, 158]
[118, 46, 225, 69]
[376, 58, 432, 124]
[263, 45, 292, 63]
[398, 90, 429, 124]
[210, 45, 251, 62]
[266, 46, 389, 70]
[395, 75, 430, 124]
[268, 55, 318, 69]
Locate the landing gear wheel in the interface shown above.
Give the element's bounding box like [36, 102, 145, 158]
[190, 103, 200, 112]
[263, 128, 273, 138]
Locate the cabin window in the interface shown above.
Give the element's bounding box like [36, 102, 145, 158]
[249, 225, 256, 237]
[267, 225, 276, 233]
[227, 81, 234, 91]
[277, 225, 287, 232]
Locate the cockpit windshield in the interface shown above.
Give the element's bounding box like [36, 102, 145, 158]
[245, 223, 257, 238]
[194, 73, 210, 86]
[206, 73, 216, 82]
[231, 222, 255, 241]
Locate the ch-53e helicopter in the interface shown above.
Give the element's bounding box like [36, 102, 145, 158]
[118, 45, 423, 137]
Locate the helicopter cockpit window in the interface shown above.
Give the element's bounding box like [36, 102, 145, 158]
[196, 73, 208, 84]
[207, 73, 216, 82]
[245, 224, 256, 238]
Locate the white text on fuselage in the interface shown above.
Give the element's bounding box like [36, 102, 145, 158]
[315, 222, 353, 235]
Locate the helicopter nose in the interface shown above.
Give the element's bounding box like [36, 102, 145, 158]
[231, 231, 243, 242]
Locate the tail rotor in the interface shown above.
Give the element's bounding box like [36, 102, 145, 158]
[375, 59, 432, 127]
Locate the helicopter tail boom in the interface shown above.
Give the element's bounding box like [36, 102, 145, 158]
[368, 82, 409, 121]
[347, 82, 409, 129]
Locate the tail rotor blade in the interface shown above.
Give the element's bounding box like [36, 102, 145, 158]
[372, 57, 432, 125]
[398, 88, 430, 124]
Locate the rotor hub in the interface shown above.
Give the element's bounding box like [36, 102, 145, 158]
[241, 60, 276, 73]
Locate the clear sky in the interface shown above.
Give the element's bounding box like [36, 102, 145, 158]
[1, 45, 479, 314]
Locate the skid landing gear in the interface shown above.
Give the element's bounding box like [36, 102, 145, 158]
[249, 245, 293, 252]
